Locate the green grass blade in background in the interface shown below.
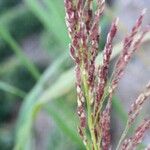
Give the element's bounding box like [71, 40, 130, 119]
[43, 0, 64, 22]
[16, 53, 68, 124]
[0, 25, 40, 80]
[14, 69, 74, 150]
[0, 5, 26, 26]
[0, 80, 26, 98]
[0, 57, 20, 76]
[37, 68, 74, 104]
[112, 96, 128, 124]
[44, 104, 84, 148]
[14, 54, 68, 150]
[45, 0, 65, 19]
[25, 0, 69, 47]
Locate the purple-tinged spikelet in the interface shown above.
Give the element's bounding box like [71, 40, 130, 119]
[131, 119, 150, 147]
[76, 65, 87, 143]
[96, 18, 118, 105]
[100, 105, 111, 150]
[116, 82, 150, 150]
[128, 81, 150, 124]
[120, 139, 131, 150]
[112, 9, 147, 91]
[94, 20, 118, 141]
[64, 0, 76, 38]
[121, 119, 150, 150]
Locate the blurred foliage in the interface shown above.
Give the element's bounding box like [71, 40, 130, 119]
[0, 5, 42, 62]
[0, 128, 14, 150]
[1, 66, 35, 93]
[0, 0, 21, 14]
[0, 90, 15, 122]
[45, 92, 83, 150]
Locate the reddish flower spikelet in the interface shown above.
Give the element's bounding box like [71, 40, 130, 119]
[131, 119, 150, 147]
[65, 0, 97, 142]
[96, 18, 118, 104]
[112, 9, 147, 91]
[87, 0, 105, 91]
[121, 119, 150, 150]
[94, 19, 118, 126]
[89, 0, 105, 57]
[89, 0, 105, 51]
[100, 105, 111, 150]
[69, 44, 76, 61]
[83, 0, 93, 33]
[64, 0, 76, 38]
[92, 0, 105, 29]
[128, 81, 150, 124]
[76, 65, 87, 142]
[120, 139, 131, 150]
[116, 81, 150, 150]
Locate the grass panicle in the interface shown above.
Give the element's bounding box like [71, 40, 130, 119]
[65, 0, 150, 149]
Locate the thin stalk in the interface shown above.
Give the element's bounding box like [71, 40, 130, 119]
[14, 54, 68, 150]
[86, 142, 91, 150]
[116, 121, 130, 150]
[94, 81, 111, 126]
[82, 68, 98, 150]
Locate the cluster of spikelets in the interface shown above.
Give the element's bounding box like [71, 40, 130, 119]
[64, 0, 150, 149]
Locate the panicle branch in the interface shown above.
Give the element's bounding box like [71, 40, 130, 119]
[121, 119, 150, 150]
[92, 19, 119, 150]
[128, 81, 150, 124]
[111, 9, 148, 92]
[96, 18, 118, 106]
[116, 81, 150, 150]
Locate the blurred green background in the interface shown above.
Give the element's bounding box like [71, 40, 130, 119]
[0, 0, 149, 150]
